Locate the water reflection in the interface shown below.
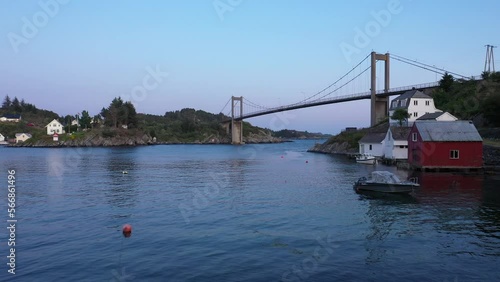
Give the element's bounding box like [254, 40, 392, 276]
[104, 148, 139, 208]
[363, 196, 417, 264]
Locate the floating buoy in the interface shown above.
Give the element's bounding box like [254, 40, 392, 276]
[122, 224, 132, 238]
[281, 156, 284, 159]
[122, 171, 128, 174]
[306, 160, 309, 163]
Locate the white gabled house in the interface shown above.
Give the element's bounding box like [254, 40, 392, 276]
[0, 133, 5, 142]
[15, 133, 32, 143]
[358, 132, 386, 157]
[383, 127, 412, 159]
[416, 111, 458, 122]
[389, 90, 443, 126]
[45, 119, 65, 135]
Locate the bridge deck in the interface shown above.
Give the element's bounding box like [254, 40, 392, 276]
[233, 81, 439, 121]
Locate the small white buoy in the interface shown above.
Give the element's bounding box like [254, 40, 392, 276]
[122, 171, 128, 174]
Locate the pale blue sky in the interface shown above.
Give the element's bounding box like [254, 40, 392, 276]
[1, 0, 499, 133]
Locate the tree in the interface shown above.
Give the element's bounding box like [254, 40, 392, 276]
[11, 97, 21, 112]
[2, 95, 11, 109]
[92, 114, 102, 128]
[439, 73, 454, 92]
[481, 71, 491, 80]
[79, 110, 92, 129]
[101, 97, 137, 128]
[481, 90, 500, 126]
[124, 102, 137, 128]
[102, 98, 123, 127]
[391, 108, 410, 127]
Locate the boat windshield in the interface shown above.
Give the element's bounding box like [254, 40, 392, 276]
[368, 171, 401, 184]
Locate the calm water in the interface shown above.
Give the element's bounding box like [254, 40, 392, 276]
[1, 140, 500, 281]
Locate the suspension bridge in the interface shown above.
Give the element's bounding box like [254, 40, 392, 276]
[220, 51, 478, 144]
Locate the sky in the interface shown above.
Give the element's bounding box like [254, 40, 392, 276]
[1, 0, 499, 134]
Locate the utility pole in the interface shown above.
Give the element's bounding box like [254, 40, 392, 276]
[484, 44, 497, 73]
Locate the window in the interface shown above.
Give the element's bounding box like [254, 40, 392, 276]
[413, 112, 418, 117]
[425, 101, 430, 106]
[399, 145, 408, 148]
[401, 100, 406, 107]
[412, 133, 417, 142]
[369, 145, 372, 150]
[414, 100, 418, 105]
[450, 150, 459, 159]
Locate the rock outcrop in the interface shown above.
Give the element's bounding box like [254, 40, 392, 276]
[307, 141, 357, 155]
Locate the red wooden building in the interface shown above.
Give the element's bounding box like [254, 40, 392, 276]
[408, 120, 483, 169]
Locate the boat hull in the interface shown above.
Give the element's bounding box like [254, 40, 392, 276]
[353, 183, 415, 194]
[356, 159, 376, 165]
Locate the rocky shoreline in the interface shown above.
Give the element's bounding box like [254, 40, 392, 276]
[9, 131, 285, 147]
[307, 141, 357, 155]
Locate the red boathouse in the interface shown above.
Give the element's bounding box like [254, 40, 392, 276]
[408, 120, 483, 170]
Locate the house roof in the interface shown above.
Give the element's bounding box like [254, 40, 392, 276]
[45, 119, 63, 127]
[416, 112, 445, 120]
[392, 90, 431, 101]
[390, 90, 432, 110]
[390, 126, 412, 141]
[15, 133, 32, 138]
[1, 114, 21, 119]
[359, 132, 387, 144]
[414, 121, 482, 142]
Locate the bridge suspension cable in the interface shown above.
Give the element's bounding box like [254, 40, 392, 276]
[312, 65, 371, 101]
[242, 98, 270, 110]
[297, 53, 372, 104]
[219, 97, 232, 115]
[391, 53, 469, 79]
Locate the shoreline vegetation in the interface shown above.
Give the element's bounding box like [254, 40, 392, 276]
[0, 97, 330, 147]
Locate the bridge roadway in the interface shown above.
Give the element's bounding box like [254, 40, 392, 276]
[232, 81, 440, 121]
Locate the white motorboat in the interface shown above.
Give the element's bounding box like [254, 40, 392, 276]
[353, 171, 420, 194]
[356, 154, 376, 165]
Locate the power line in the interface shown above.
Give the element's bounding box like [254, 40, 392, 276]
[391, 53, 469, 79]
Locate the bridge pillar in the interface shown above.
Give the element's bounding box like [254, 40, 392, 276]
[370, 52, 390, 126]
[231, 96, 244, 145]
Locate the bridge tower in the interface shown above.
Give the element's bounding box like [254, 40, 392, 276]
[370, 52, 390, 126]
[231, 96, 244, 144]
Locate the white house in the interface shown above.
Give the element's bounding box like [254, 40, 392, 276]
[0, 114, 21, 122]
[389, 90, 442, 126]
[0, 133, 4, 142]
[45, 119, 65, 135]
[383, 127, 412, 159]
[358, 132, 386, 157]
[416, 111, 458, 122]
[15, 133, 32, 143]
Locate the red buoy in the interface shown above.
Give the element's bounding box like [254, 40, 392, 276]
[122, 224, 132, 238]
